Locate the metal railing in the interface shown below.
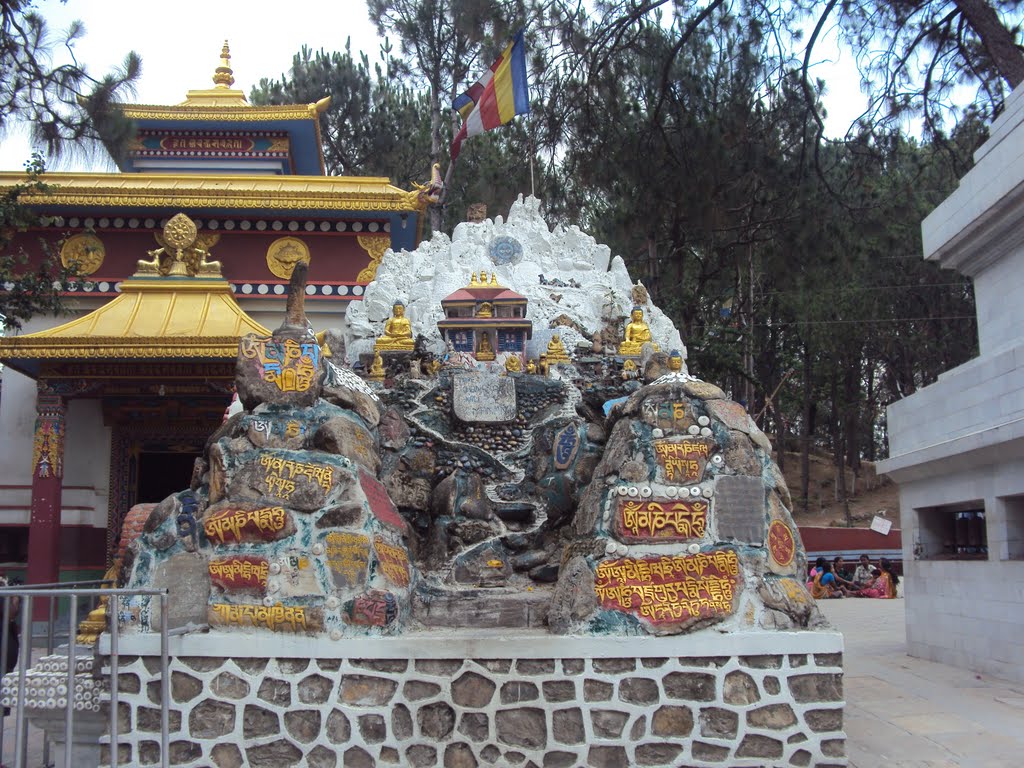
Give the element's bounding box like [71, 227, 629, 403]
[1, 583, 169, 768]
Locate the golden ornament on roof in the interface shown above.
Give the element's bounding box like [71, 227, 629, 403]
[267, 236, 311, 279]
[60, 233, 105, 276]
[213, 40, 235, 88]
[136, 213, 222, 277]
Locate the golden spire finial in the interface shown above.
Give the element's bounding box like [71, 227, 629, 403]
[213, 40, 235, 88]
[489, 272, 498, 286]
[470, 271, 478, 286]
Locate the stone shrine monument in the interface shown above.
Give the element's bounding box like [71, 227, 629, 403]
[76, 198, 844, 767]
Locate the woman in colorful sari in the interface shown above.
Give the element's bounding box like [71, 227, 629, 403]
[854, 558, 899, 598]
[809, 563, 846, 599]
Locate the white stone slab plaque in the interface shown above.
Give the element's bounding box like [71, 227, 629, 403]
[453, 373, 517, 423]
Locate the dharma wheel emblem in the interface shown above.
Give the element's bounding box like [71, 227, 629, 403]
[164, 213, 199, 250]
[489, 235, 522, 266]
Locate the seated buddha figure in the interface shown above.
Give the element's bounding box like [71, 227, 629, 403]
[505, 354, 522, 374]
[375, 302, 415, 351]
[619, 307, 659, 356]
[545, 333, 571, 363]
[476, 332, 496, 361]
[368, 351, 386, 380]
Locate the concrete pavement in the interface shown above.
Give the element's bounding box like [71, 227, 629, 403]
[820, 597, 1024, 768]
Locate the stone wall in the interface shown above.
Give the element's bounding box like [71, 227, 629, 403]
[100, 635, 846, 768]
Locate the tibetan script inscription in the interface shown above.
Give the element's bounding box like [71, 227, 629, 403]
[208, 556, 269, 591]
[615, 498, 708, 541]
[325, 532, 370, 590]
[344, 590, 398, 627]
[359, 470, 408, 534]
[374, 537, 411, 587]
[642, 400, 694, 432]
[594, 550, 741, 627]
[204, 506, 289, 545]
[654, 439, 713, 484]
[258, 454, 334, 500]
[240, 336, 321, 393]
[552, 425, 580, 470]
[208, 602, 322, 633]
[768, 520, 796, 568]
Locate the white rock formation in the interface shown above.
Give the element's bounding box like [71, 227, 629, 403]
[344, 195, 686, 365]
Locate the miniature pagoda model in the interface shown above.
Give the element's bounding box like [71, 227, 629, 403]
[437, 271, 532, 361]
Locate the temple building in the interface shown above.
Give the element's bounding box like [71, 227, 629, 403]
[437, 272, 532, 361]
[0, 45, 431, 592]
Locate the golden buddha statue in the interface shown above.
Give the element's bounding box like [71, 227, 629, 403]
[427, 358, 442, 376]
[505, 354, 522, 374]
[545, 333, 571, 363]
[375, 302, 415, 351]
[669, 350, 684, 372]
[476, 332, 496, 361]
[368, 351, 386, 380]
[526, 359, 537, 374]
[476, 302, 493, 318]
[619, 307, 659, 356]
[622, 358, 639, 380]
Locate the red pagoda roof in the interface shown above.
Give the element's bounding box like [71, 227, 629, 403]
[442, 286, 527, 303]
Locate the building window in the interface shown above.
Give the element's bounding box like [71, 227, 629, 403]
[999, 495, 1024, 560]
[914, 501, 988, 560]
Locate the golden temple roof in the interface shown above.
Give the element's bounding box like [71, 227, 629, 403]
[0, 171, 428, 212]
[0, 277, 271, 373]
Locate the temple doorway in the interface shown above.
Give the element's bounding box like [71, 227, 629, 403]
[136, 450, 199, 504]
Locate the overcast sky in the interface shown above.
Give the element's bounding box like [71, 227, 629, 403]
[0, 0, 865, 173]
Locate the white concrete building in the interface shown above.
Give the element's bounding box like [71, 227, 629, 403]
[879, 86, 1024, 684]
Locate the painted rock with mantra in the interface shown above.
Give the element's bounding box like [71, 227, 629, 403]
[374, 536, 411, 588]
[275, 551, 325, 597]
[208, 555, 270, 593]
[653, 437, 715, 484]
[640, 399, 696, 434]
[323, 531, 371, 590]
[552, 424, 580, 470]
[594, 550, 742, 633]
[227, 450, 348, 512]
[235, 331, 325, 410]
[208, 602, 325, 633]
[343, 589, 399, 627]
[612, 497, 708, 542]
[202, 501, 295, 546]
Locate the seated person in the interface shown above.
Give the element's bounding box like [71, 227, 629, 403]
[853, 558, 899, 598]
[809, 562, 846, 599]
[832, 556, 856, 590]
[852, 554, 874, 588]
[806, 556, 827, 590]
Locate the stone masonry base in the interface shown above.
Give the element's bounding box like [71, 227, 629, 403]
[99, 632, 846, 768]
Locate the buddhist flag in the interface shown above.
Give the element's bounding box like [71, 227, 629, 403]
[450, 29, 530, 162]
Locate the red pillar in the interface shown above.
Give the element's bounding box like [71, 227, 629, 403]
[26, 390, 66, 612]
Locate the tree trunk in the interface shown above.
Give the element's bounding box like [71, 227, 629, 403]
[956, 0, 1024, 87]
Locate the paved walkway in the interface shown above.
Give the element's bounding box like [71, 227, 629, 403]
[820, 597, 1024, 768]
[6, 601, 1024, 766]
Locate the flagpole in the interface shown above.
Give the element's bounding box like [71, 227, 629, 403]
[529, 129, 535, 198]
